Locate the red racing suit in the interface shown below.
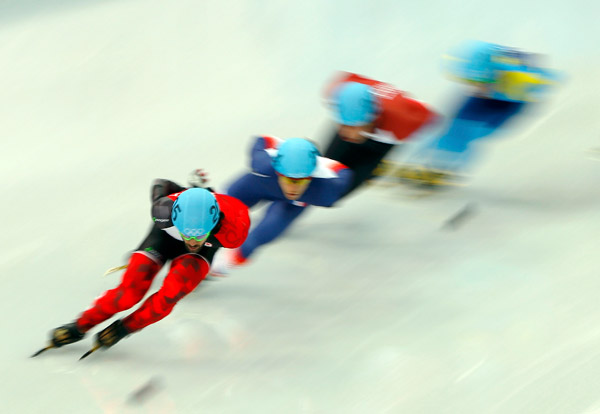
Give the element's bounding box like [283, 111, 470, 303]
[76, 180, 250, 333]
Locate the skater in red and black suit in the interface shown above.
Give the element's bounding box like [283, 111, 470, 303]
[323, 71, 437, 195]
[36, 177, 250, 357]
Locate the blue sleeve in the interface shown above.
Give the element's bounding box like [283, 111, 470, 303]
[250, 137, 276, 176]
[240, 201, 307, 259]
[226, 173, 268, 209]
[305, 167, 354, 207]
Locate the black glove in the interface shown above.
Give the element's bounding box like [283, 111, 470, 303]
[95, 320, 130, 349]
[51, 322, 85, 348]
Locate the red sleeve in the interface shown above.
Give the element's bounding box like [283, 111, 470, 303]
[167, 191, 184, 202]
[261, 135, 282, 150]
[213, 194, 250, 248]
[378, 94, 436, 140]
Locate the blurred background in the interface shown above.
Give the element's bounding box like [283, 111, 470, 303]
[1, 0, 599, 413]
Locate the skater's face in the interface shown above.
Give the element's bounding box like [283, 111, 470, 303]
[337, 123, 374, 143]
[183, 238, 204, 252]
[277, 175, 311, 200]
[181, 232, 209, 253]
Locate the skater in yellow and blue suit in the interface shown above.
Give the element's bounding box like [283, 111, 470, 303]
[399, 40, 558, 187]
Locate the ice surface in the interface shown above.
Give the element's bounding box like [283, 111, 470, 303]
[1, 1, 599, 413]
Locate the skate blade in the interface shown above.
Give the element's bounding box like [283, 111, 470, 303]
[79, 344, 101, 361]
[31, 344, 54, 358]
[104, 265, 128, 276]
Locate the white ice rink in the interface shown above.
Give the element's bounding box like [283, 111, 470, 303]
[1, 1, 600, 413]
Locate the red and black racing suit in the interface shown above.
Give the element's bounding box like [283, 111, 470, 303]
[75, 179, 250, 333]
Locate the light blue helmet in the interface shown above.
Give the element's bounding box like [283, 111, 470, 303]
[172, 188, 220, 238]
[444, 40, 502, 84]
[331, 82, 378, 126]
[272, 138, 319, 178]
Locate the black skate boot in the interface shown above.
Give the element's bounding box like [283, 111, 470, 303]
[51, 322, 85, 348]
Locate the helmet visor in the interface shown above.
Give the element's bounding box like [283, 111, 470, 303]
[180, 231, 210, 242]
[276, 173, 312, 185]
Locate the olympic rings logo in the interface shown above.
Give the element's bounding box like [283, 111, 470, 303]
[183, 228, 206, 237]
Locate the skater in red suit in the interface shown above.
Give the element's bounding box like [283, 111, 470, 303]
[35, 177, 250, 357]
[322, 71, 437, 195]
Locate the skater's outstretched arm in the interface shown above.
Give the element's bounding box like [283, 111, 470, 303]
[239, 200, 306, 259]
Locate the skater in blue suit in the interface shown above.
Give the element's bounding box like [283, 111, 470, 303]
[398, 40, 558, 187]
[210, 136, 353, 275]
